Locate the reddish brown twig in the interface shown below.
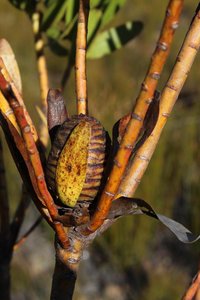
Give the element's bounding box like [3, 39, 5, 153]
[32, 12, 49, 147]
[117, 4, 200, 198]
[14, 216, 43, 251]
[182, 271, 200, 300]
[75, 0, 90, 115]
[81, 0, 183, 235]
[119, 0, 183, 140]
[0, 109, 52, 224]
[0, 61, 69, 249]
[0, 58, 38, 141]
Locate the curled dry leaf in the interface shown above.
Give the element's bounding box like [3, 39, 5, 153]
[0, 39, 22, 93]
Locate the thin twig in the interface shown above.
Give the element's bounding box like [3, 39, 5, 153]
[14, 215, 43, 251]
[81, 0, 183, 235]
[75, 0, 90, 115]
[0, 61, 69, 249]
[0, 58, 38, 141]
[32, 12, 49, 147]
[182, 271, 200, 300]
[0, 108, 53, 227]
[117, 4, 200, 198]
[119, 0, 183, 139]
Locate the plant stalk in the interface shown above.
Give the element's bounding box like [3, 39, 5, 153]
[75, 0, 90, 115]
[50, 238, 83, 300]
[81, 0, 183, 235]
[117, 4, 200, 198]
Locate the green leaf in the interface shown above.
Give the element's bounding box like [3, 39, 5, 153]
[65, 0, 78, 26]
[42, 0, 67, 31]
[60, 15, 77, 40]
[90, 0, 105, 9]
[87, 9, 102, 42]
[100, 0, 127, 28]
[46, 27, 61, 40]
[87, 21, 143, 59]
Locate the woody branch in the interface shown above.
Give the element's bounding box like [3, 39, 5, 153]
[117, 4, 200, 198]
[75, 0, 90, 115]
[81, 0, 183, 235]
[182, 271, 200, 300]
[0, 59, 69, 249]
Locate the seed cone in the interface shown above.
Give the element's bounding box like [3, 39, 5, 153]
[46, 115, 106, 207]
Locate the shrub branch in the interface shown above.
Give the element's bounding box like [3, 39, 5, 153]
[81, 0, 183, 235]
[75, 0, 90, 115]
[117, 4, 200, 198]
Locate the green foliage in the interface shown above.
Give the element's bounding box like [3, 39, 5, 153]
[8, 0, 143, 61]
[87, 21, 143, 58]
[43, 0, 142, 59]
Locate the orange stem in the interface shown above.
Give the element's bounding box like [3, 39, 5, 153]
[81, 0, 183, 235]
[0, 62, 69, 249]
[0, 58, 38, 141]
[119, 0, 183, 140]
[117, 4, 200, 198]
[75, 0, 89, 115]
[182, 272, 200, 300]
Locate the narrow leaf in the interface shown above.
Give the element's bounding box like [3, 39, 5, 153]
[87, 21, 143, 59]
[113, 197, 200, 244]
[46, 27, 61, 40]
[90, 0, 105, 9]
[100, 0, 127, 28]
[42, 0, 67, 31]
[88, 9, 102, 42]
[65, 0, 78, 26]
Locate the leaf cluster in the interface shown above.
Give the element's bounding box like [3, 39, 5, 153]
[8, 0, 143, 60]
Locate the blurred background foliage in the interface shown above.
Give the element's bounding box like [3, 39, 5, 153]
[0, 0, 200, 299]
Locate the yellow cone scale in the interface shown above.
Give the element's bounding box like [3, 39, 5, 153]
[56, 121, 91, 207]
